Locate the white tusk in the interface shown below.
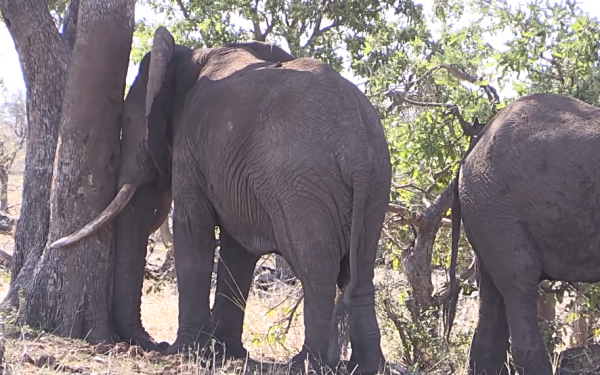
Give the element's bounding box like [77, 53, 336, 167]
[50, 183, 137, 249]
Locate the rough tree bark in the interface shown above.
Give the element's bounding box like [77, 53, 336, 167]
[569, 286, 589, 347]
[0, 136, 28, 212]
[0, 166, 8, 212]
[0, 0, 72, 309]
[397, 181, 456, 312]
[4, 0, 136, 341]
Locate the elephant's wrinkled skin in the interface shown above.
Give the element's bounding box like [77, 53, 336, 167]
[54, 27, 391, 374]
[449, 93, 600, 375]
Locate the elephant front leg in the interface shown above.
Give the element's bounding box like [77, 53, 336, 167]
[211, 228, 260, 360]
[113, 184, 169, 351]
[166, 199, 216, 356]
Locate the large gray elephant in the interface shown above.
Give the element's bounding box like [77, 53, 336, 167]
[447, 93, 600, 375]
[51, 27, 392, 374]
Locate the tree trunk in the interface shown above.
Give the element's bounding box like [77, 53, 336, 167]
[0, 0, 72, 310]
[159, 209, 173, 248]
[537, 290, 556, 322]
[158, 211, 175, 274]
[537, 281, 557, 352]
[11, 0, 136, 342]
[0, 165, 8, 212]
[401, 182, 455, 312]
[570, 295, 588, 347]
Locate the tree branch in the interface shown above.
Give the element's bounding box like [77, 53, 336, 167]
[303, 13, 323, 48]
[61, 0, 79, 50]
[383, 298, 414, 366]
[1, 0, 68, 61]
[250, 0, 276, 41]
[302, 17, 345, 49]
[0, 248, 12, 268]
[260, 13, 275, 40]
[250, 0, 263, 41]
[394, 182, 437, 200]
[387, 93, 478, 137]
[387, 202, 451, 228]
[399, 181, 455, 311]
[418, 181, 455, 228]
[175, 0, 191, 19]
[385, 64, 500, 137]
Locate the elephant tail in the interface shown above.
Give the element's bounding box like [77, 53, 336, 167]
[327, 169, 368, 365]
[443, 171, 461, 341]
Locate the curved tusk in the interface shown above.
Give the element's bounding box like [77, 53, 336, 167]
[50, 183, 138, 249]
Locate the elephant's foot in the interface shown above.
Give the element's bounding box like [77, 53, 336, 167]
[289, 349, 334, 374]
[212, 339, 249, 360]
[86, 326, 119, 347]
[346, 352, 385, 375]
[124, 328, 169, 352]
[165, 328, 213, 356]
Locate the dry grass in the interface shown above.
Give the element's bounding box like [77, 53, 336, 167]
[0, 255, 477, 374]
[0, 276, 309, 375]
[0, 171, 489, 374]
[0, 171, 594, 374]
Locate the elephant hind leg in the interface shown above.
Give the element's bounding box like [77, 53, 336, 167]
[501, 279, 553, 375]
[289, 252, 338, 371]
[345, 204, 385, 375]
[272, 218, 339, 370]
[469, 261, 511, 375]
[469, 222, 552, 375]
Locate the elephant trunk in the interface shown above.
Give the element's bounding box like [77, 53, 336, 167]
[49, 183, 138, 249]
[112, 185, 167, 350]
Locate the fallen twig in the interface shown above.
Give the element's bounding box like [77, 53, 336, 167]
[0, 249, 12, 268]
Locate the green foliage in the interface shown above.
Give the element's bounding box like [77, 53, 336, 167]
[481, 0, 600, 104]
[133, 0, 426, 70]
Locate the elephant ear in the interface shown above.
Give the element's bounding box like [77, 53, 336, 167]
[145, 26, 175, 176]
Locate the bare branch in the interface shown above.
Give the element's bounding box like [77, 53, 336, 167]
[282, 294, 304, 335]
[394, 183, 437, 200]
[260, 14, 275, 40]
[432, 164, 453, 182]
[249, 0, 264, 41]
[387, 92, 478, 136]
[389, 214, 451, 229]
[302, 17, 344, 49]
[383, 298, 414, 366]
[418, 181, 455, 228]
[403, 65, 443, 92]
[383, 63, 501, 137]
[175, 0, 191, 19]
[541, 54, 566, 84]
[0, 248, 12, 268]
